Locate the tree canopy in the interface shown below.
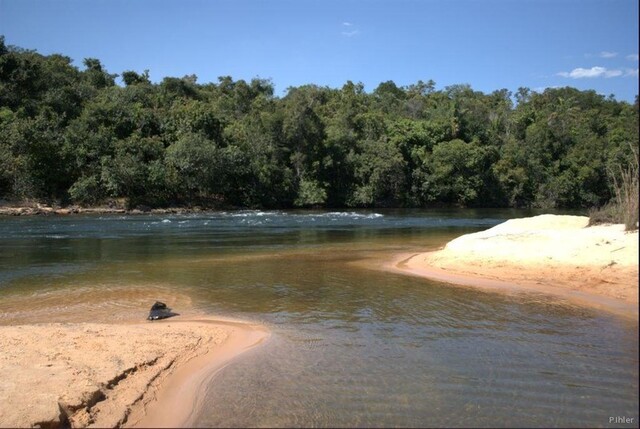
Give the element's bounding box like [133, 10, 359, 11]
[1, 36, 638, 209]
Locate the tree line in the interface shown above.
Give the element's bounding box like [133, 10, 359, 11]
[1, 36, 638, 210]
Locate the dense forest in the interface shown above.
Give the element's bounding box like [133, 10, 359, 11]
[1, 37, 638, 210]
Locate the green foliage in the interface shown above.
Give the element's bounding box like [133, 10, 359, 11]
[294, 178, 327, 207]
[82, 58, 117, 89]
[349, 138, 406, 207]
[68, 175, 103, 205]
[101, 135, 167, 208]
[121, 70, 150, 86]
[1, 39, 638, 211]
[429, 139, 497, 206]
[164, 99, 223, 141]
[165, 132, 223, 202]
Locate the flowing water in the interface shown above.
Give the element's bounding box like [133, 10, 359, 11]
[0, 209, 637, 428]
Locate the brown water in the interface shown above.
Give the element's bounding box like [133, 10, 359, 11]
[0, 210, 637, 427]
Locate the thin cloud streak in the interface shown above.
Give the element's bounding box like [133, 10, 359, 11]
[599, 51, 618, 58]
[341, 21, 359, 37]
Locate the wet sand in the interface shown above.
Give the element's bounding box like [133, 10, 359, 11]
[0, 317, 269, 428]
[389, 215, 639, 319]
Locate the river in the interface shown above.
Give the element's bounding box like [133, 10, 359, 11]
[0, 209, 637, 427]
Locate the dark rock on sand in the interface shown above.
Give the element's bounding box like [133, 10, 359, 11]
[147, 301, 178, 321]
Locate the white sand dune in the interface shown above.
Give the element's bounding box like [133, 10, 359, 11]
[393, 215, 638, 317]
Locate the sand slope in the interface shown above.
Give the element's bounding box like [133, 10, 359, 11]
[396, 215, 638, 315]
[0, 318, 268, 428]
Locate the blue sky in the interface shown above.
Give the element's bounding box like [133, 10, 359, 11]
[1, 0, 638, 101]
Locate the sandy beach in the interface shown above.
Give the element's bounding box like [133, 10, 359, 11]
[0, 317, 269, 428]
[390, 214, 639, 318]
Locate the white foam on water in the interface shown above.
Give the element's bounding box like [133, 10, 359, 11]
[305, 212, 384, 220]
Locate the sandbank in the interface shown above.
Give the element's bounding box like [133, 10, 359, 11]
[0, 317, 269, 428]
[389, 214, 639, 319]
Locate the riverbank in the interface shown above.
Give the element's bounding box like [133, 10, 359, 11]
[0, 201, 222, 216]
[390, 215, 639, 319]
[0, 317, 269, 428]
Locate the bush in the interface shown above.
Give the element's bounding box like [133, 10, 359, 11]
[589, 146, 639, 231]
[613, 151, 639, 231]
[294, 178, 327, 207]
[588, 202, 621, 226]
[68, 175, 103, 205]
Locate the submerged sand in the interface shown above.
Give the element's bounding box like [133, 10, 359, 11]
[393, 214, 639, 317]
[0, 318, 268, 428]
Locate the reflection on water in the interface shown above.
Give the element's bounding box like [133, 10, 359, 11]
[0, 210, 637, 427]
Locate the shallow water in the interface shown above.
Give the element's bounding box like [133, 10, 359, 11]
[0, 209, 637, 427]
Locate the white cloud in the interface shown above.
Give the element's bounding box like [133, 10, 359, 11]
[557, 66, 624, 78]
[599, 51, 618, 58]
[624, 68, 639, 77]
[604, 69, 623, 77]
[341, 30, 359, 37]
[627, 53, 639, 61]
[342, 22, 353, 26]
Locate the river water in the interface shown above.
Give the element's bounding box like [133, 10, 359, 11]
[0, 209, 637, 427]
